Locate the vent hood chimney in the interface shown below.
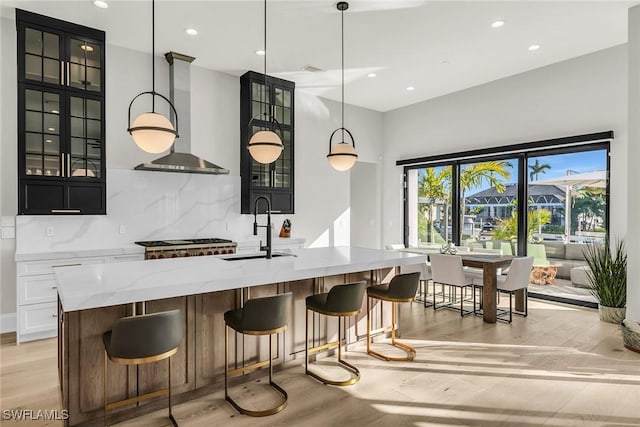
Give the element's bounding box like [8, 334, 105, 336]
[134, 52, 230, 174]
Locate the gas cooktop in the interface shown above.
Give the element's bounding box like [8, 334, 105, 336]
[135, 238, 233, 247]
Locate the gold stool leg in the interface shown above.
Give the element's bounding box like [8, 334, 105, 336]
[306, 315, 360, 386]
[225, 326, 288, 417]
[366, 299, 416, 362]
[104, 351, 108, 427]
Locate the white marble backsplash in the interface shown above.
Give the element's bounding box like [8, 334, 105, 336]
[16, 169, 294, 254]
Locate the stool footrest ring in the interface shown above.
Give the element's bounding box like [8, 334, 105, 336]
[225, 380, 288, 417]
[367, 298, 417, 362]
[306, 358, 360, 386]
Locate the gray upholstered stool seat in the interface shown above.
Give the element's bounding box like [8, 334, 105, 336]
[224, 292, 292, 417]
[305, 281, 366, 386]
[367, 272, 420, 361]
[103, 309, 183, 426]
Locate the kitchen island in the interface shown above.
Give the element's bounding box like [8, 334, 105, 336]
[55, 246, 426, 426]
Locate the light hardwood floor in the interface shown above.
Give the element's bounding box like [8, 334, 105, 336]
[2, 299, 639, 427]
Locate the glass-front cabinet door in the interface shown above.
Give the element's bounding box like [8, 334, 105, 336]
[23, 87, 63, 178]
[69, 95, 102, 179]
[241, 71, 295, 214]
[17, 9, 106, 214]
[21, 25, 63, 86]
[68, 36, 102, 92]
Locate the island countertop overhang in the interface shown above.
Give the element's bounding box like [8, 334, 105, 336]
[55, 246, 427, 312]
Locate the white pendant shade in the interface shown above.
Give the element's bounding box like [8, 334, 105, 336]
[327, 142, 357, 171]
[130, 112, 176, 154]
[248, 130, 283, 164]
[71, 168, 96, 177]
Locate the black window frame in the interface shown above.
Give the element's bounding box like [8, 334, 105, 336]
[400, 132, 612, 253]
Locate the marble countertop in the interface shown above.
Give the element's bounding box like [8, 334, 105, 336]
[15, 245, 144, 262]
[55, 246, 427, 312]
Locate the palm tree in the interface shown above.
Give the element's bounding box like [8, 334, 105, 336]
[416, 161, 511, 243]
[458, 161, 512, 230]
[418, 167, 450, 243]
[528, 159, 551, 181]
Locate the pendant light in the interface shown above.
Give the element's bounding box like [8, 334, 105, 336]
[127, 0, 179, 154]
[247, 0, 284, 164]
[327, 1, 357, 172]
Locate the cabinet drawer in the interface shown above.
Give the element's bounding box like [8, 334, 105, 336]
[19, 302, 57, 335]
[18, 256, 104, 276]
[18, 275, 58, 305]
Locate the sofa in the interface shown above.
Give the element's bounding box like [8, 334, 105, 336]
[539, 241, 602, 287]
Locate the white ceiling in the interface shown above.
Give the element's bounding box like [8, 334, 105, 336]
[1, 0, 637, 112]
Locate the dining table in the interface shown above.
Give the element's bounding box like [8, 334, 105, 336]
[397, 248, 519, 323]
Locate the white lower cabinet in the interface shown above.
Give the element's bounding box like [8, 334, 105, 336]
[19, 302, 58, 338]
[16, 252, 144, 343]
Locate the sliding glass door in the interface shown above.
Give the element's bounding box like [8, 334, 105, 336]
[459, 158, 518, 255]
[525, 149, 608, 304]
[403, 140, 609, 306]
[406, 165, 452, 248]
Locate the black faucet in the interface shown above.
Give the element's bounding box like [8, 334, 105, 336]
[253, 196, 272, 259]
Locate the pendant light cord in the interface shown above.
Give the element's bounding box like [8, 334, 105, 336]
[341, 6, 345, 141]
[263, 0, 267, 121]
[151, 0, 156, 112]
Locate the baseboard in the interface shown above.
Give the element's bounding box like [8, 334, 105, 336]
[0, 313, 17, 333]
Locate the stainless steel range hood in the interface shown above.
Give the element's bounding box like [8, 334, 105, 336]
[134, 52, 230, 175]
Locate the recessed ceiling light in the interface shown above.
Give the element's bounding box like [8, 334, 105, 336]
[491, 20, 505, 28]
[92, 0, 108, 9]
[367, 73, 376, 78]
[185, 28, 198, 36]
[80, 44, 94, 52]
[51, 109, 59, 114]
[528, 44, 540, 51]
[406, 86, 415, 91]
[255, 50, 266, 56]
[45, 139, 53, 143]
[48, 127, 55, 131]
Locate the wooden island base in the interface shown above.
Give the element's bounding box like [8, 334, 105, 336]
[58, 269, 397, 426]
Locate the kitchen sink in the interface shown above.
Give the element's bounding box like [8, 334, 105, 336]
[221, 253, 296, 261]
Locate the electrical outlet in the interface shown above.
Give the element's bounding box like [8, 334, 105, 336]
[46, 226, 55, 237]
[119, 225, 127, 234]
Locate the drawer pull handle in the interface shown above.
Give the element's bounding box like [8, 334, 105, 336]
[51, 209, 81, 213]
[52, 314, 58, 318]
[52, 264, 81, 268]
[51, 285, 58, 289]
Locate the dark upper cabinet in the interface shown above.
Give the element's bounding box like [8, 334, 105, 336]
[16, 9, 106, 214]
[240, 71, 295, 214]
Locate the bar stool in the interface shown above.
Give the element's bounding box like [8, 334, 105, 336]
[103, 309, 183, 426]
[367, 272, 420, 361]
[224, 292, 292, 417]
[305, 280, 367, 386]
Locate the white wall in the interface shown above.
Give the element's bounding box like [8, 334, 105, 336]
[381, 44, 628, 249]
[0, 14, 384, 324]
[295, 92, 383, 248]
[1, 17, 18, 331]
[627, 7, 640, 324]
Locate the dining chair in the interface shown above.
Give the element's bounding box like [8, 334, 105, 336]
[430, 254, 480, 316]
[400, 262, 432, 307]
[473, 256, 534, 323]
